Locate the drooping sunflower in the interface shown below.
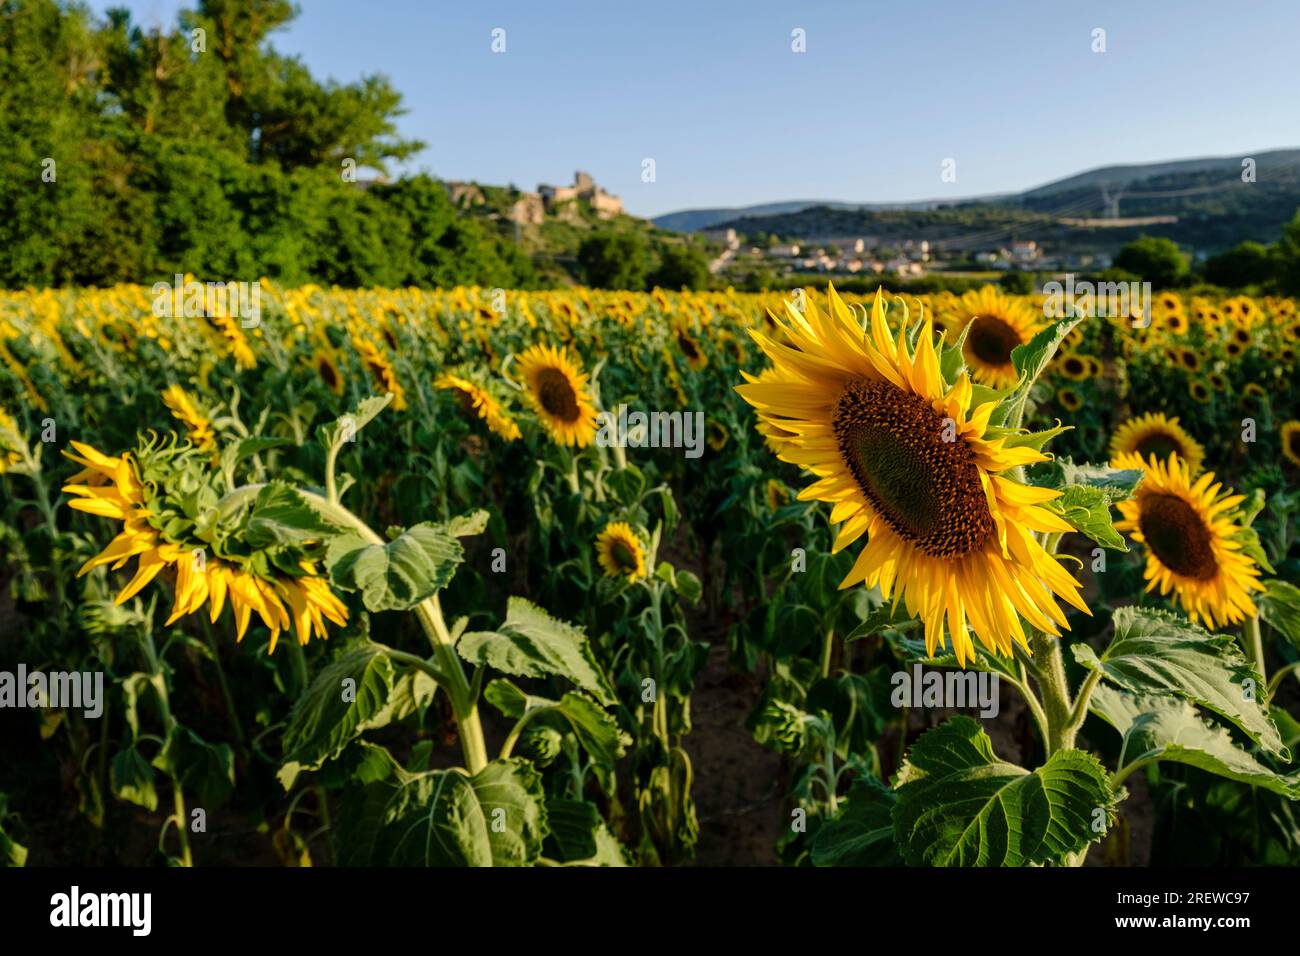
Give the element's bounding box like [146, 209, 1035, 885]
[0, 407, 22, 473]
[161, 384, 216, 452]
[353, 334, 407, 411]
[939, 285, 1044, 389]
[1281, 421, 1300, 467]
[738, 286, 1089, 665]
[1112, 452, 1262, 629]
[312, 348, 345, 395]
[517, 343, 598, 447]
[1109, 412, 1204, 476]
[435, 371, 522, 442]
[764, 478, 791, 512]
[62, 441, 347, 652]
[595, 521, 646, 580]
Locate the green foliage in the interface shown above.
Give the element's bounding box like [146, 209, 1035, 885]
[1113, 236, 1190, 287]
[578, 230, 653, 289]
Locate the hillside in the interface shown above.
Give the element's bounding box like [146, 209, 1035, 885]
[657, 148, 1300, 257]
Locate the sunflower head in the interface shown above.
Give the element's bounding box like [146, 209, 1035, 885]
[161, 384, 216, 452]
[435, 370, 522, 442]
[62, 437, 348, 653]
[1281, 421, 1300, 467]
[1109, 412, 1205, 476]
[595, 522, 646, 580]
[313, 349, 344, 395]
[517, 343, 598, 447]
[940, 285, 1044, 389]
[1113, 452, 1263, 629]
[0, 407, 23, 474]
[738, 285, 1088, 666]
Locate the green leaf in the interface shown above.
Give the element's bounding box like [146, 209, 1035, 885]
[892, 716, 1114, 866]
[0, 794, 27, 867]
[1050, 484, 1127, 551]
[1012, 315, 1082, 385]
[244, 481, 345, 549]
[1052, 458, 1144, 502]
[1090, 685, 1300, 798]
[327, 523, 464, 612]
[220, 436, 291, 476]
[1072, 607, 1285, 757]
[280, 644, 396, 781]
[543, 798, 629, 866]
[318, 394, 393, 450]
[110, 747, 159, 811]
[458, 598, 616, 705]
[998, 420, 1071, 452]
[606, 465, 646, 506]
[339, 756, 547, 866]
[1258, 579, 1300, 650]
[485, 679, 628, 765]
[444, 509, 490, 538]
[151, 726, 234, 809]
[811, 776, 901, 866]
[673, 569, 702, 605]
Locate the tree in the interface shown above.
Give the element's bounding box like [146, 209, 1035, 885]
[649, 243, 710, 290]
[1113, 236, 1190, 287]
[1201, 241, 1275, 289]
[1000, 270, 1035, 294]
[577, 231, 652, 289]
[1273, 210, 1300, 296]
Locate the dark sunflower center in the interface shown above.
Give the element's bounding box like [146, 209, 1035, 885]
[1288, 430, 1300, 458]
[1134, 433, 1185, 462]
[1063, 357, 1085, 376]
[536, 368, 579, 421]
[966, 315, 1021, 366]
[1138, 492, 1218, 580]
[318, 360, 337, 389]
[678, 332, 700, 361]
[832, 378, 993, 558]
[610, 540, 639, 570]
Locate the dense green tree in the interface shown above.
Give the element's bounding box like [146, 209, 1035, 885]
[1113, 236, 1190, 287]
[1201, 241, 1275, 289]
[1273, 210, 1300, 296]
[578, 231, 652, 290]
[649, 243, 710, 290]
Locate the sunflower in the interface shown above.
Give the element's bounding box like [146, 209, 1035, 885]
[939, 285, 1044, 389]
[1056, 387, 1083, 412]
[517, 343, 598, 447]
[764, 478, 791, 512]
[0, 407, 23, 474]
[313, 349, 345, 395]
[1189, 379, 1211, 404]
[706, 419, 729, 451]
[435, 371, 521, 441]
[1056, 351, 1091, 382]
[1109, 412, 1205, 475]
[161, 385, 216, 453]
[353, 335, 407, 411]
[62, 441, 347, 652]
[1282, 421, 1300, 467]
[1173, 347, 1201, 373]
[674, 323, 709, 372]
[595, 522, 646, 580]
[737, 286, 1088, 666]
[1113, 452, 1262, 629]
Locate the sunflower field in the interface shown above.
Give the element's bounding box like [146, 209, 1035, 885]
[2, 280, 1299, 868]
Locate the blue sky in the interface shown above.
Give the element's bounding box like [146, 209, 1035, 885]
[89, 0, 1300, 217]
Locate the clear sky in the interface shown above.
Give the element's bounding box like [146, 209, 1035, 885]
[88, 0, 1300, 218]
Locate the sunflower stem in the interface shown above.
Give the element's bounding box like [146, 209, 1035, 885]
[1244, 615, 1267, 686]
[216, 483, 490, 775]
[1029, 629, 1074, 756]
